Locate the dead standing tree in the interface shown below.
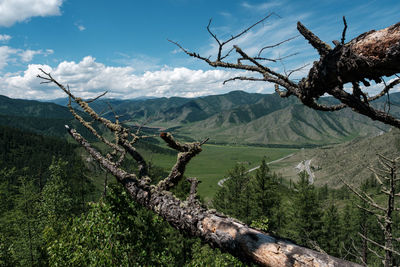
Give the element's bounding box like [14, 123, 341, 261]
[342, 155, 400, 267]
[36, 15, 400, 266]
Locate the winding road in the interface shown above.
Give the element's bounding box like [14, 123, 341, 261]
[217, 153, 294, 187]
[295, 159, 314, 184]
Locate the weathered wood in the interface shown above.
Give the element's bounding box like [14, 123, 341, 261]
[298, 22, 400, 100]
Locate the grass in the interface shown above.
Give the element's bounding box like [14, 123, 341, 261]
[139, 144, 297, 202]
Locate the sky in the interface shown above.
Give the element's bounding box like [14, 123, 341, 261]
[0, 0, 399, 100]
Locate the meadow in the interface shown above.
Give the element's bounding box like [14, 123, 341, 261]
[139, 144, 297, 202]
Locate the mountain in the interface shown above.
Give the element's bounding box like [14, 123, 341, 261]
[74, 90, 395, 145]
[2, 90, 398, 145]
[0, 95, 93, 138]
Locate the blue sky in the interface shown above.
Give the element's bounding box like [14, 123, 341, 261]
[0, 0, 399, 100]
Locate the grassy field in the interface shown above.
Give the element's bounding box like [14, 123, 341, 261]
[139, 144, 297, 202]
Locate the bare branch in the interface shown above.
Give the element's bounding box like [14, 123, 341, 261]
[223, 76, 266, 85]
[306, 98, 347, 111]
[359, 233, 400, 256]
[65, 125, 136, 182]
[157, 132, 204, 191]
[258, 35, 299, 57]
[186, 177, 201, 204]
[341, 178, 386, 212]
[341, 16, 348, 45]
[86, 91, 108, 103]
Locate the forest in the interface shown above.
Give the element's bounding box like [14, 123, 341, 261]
[0, 122, 399, 266]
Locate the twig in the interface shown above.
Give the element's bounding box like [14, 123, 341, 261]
[341, 16, 348, 44]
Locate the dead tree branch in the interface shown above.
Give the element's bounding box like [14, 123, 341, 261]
[171, 16, 400, 128]
[342, 155, 400, 267]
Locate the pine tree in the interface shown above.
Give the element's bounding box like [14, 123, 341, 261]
[321, 202, 341, 256]
[339, 203, 358, 261]
[14, 175, 40, 266]
[250, 158, 281, 232]
[213, 164, 249, 219]
[291, 171, 323, 247]
[40, 158, 74, 228]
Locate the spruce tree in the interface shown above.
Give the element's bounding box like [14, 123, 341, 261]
[250, 158, 281, 232]
[291, 171, 323, 247]
[321, 202, 341, 256]
[213, 164, 249, 219]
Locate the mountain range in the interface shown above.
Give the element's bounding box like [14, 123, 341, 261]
[1, 90, 399, 145]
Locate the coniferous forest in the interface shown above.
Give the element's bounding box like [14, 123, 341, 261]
[1, 122, 399, 266]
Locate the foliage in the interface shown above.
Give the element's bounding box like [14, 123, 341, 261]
[290, 171, 323, 246]
[213, 159, 282, 229]
[188, 240, 245, 267]
[250, 158, 281, 232]
[46, 184, 191, 266]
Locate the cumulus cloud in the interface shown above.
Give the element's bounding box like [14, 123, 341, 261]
[20, 49, 42, 62]
[0, 0, 63, 27]
[0, 56, 274, 100]
[0, 46, 18, 69]
[77, 25, 85, 31]
[0, 47, 53, 69]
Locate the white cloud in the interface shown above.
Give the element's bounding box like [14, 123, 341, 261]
[0, 34, 11, 42]
[20, 49, 42, 62]
[0, 56, 275, 100]
[0, 46, 53, 70]
[77, 25, 85, 31]
[0, 0, 63, 27]
[19, 48, 54, 62]
[0, 46, 18, 69]
[241, 1, 283, 12]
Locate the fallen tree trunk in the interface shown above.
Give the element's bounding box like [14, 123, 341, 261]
[65, 125, 361, 266]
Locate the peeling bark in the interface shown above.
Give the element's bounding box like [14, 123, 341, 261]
[299, 22, 400, 100]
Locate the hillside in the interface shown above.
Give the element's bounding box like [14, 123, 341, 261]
[271, 128, 400, 187]
[0, 95, 96, 138]
[56, 90, 395, 146]
[4, 90, 399, 146]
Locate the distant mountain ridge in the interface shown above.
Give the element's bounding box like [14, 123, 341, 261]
[0, 95, 94, 138]
[64, 90, 395, 145]
[2, 91, 399, 145]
